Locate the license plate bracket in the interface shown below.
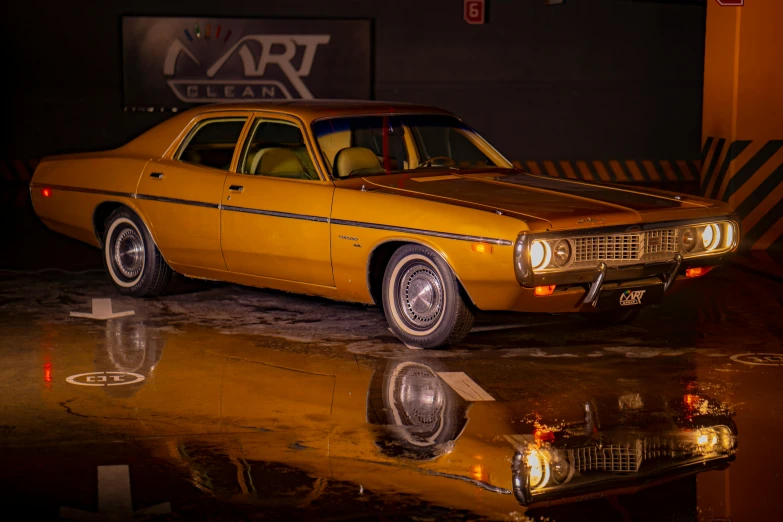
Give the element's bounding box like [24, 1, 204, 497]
[594, 282, 664, 311]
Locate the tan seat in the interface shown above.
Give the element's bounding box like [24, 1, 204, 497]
[252, 148, 306, 178]
[334, 147, 384, 179]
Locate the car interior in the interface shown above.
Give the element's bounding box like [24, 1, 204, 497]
[178, 118, 247, 171]
[241, 120, 318, 180]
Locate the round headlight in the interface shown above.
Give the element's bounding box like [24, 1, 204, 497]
[702, 224, 721, 251]
[530, 240, 552, 270]
[725, 223, 735, 249]
[553, 240, 571, 267]
[682, 229, 696, 252]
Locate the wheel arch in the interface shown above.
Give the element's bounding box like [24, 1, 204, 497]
[365, 238, 476, 309]
[92, 200, 165, 258]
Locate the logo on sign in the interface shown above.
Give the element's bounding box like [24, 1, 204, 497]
[619, 289, 646, 306]
[164, 27, 331, 101]
[66, 371, 146, 387]
[464, 0, 486, 25]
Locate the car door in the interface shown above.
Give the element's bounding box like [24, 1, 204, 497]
[136, 111, 252, 270]
[220, 113, 335, 287]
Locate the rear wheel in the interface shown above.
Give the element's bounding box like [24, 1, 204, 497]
[103, 207, 171, 297]
[382, 244, 474, 349]
[580, 308, 641, 326]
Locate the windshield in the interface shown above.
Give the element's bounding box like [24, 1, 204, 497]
[311, 114, 510, 179]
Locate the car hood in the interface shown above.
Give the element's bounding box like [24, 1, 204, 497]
[362, 170, 726, 231]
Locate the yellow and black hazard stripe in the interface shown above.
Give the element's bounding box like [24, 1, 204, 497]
[511, 159, 700, 183]
[0, 159, 38, 183]
[701, 137, 783, 251]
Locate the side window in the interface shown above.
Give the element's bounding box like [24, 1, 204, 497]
[177, 118, 246, 170]
[239, 119, 318, 180]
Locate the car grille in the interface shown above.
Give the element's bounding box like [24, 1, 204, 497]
[645, 228, 679, 255]
[571, 441, 644, 473]
[573, 235, 642, 263]
[571, 228, 679, 266]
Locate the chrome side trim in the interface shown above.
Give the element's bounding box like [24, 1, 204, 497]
[135, 194, 219, 209]
[32, 183, 512, 244]
[331, 218, 513, 246]
[221, 205, 329, 223]
[31, 183, 136, 200]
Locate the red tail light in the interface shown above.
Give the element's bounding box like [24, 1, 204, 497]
[41, 188, 52, 197]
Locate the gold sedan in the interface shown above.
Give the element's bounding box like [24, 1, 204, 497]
[31, 101, 740, 348]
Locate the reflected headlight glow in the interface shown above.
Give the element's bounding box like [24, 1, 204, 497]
[525, 446, 549, 489]
[695, 426, 735, 454]
[527, 448, 546, 488]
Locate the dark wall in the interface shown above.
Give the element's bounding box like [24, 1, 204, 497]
[2, 0, 705, 162]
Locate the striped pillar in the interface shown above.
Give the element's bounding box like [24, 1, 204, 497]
[0, 159, 38, 183]
[701, 138, 783, 250]
[511, 159, 700, 183]
[700, 0, 783, 251]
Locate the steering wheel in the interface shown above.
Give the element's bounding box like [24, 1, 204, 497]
[418, 156, 458, 168]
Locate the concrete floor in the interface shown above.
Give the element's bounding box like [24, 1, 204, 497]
[1, 185, 782, 521]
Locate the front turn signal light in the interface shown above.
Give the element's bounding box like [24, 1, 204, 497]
[534, 285, 556, 296]
[471, 243, 493, 254]
[685, 266, 714, 278]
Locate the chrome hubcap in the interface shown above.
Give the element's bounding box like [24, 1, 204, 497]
[398, 263, 443, 329]
[113, 228, 144, 279]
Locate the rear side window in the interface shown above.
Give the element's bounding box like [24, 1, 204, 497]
[177, 118, 246, 170]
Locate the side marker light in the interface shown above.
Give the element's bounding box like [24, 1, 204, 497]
[685, 266, 714, 278]
[534, 285, 556, 296]
[471, 243, 493, 254]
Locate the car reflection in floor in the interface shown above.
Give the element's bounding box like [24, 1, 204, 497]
[76, 323, 737, 519]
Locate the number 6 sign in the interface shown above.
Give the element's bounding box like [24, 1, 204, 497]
[464, 0, 486, 25]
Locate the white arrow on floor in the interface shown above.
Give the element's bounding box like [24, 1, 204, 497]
[60, 465, 170, 522]
[70, 298, 135, 320]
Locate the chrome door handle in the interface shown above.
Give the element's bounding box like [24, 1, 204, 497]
[228, 185, 244, 193]
[150, 172, 164, 179]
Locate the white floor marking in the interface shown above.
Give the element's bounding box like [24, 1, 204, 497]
[60, 465, 170, 522]
[70, 298, 135, 320]
[437, 372, 495, 401]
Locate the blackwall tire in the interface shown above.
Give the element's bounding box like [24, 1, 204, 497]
[382, 244, 474, 349]
[102, 207, 171, 297]
[580, 308, 641, 326]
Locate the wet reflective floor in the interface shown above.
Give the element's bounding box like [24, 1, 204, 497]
[1, 187, 782, 521]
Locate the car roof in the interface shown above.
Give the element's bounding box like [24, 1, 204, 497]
[119, 100, 454, 157]
[183, 100, 452, 121]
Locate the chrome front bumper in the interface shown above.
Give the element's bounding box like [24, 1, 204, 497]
[581, 254, 682, 307]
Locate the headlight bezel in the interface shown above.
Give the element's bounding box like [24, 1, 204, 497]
[514, 217, 739, 281]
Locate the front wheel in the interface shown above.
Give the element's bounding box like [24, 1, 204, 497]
[382, 245, 474, 349]
[103, 207, 171, 297]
